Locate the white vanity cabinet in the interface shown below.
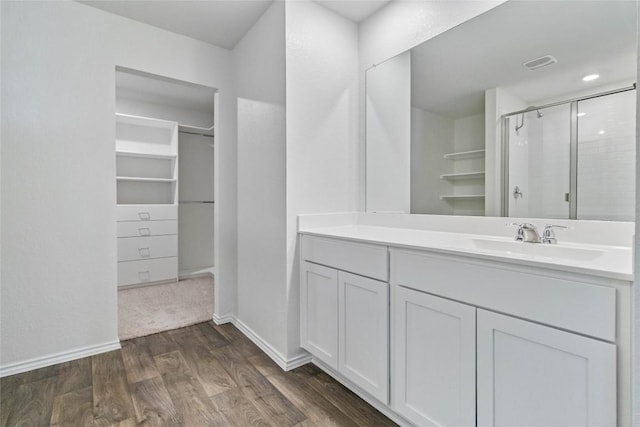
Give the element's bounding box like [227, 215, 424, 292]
[300, 236, 389, 403]
[300, 261, 339, 369]
[392, 248, 619, 427]
[476, 309, 616, 427]
[393, 286, 476, 427]
[298, 227, 629, 427]
[338, 270, 389, 403]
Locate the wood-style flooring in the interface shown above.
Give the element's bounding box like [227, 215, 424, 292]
[1, 321, 397, 426]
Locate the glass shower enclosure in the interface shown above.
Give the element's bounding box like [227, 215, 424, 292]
[503, 87, 636, 221]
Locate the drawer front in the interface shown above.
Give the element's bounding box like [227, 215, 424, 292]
[117, 220, 177, 237]
[118, 257, 177, 286]
[301, 235, 388, 281]
[391, 249, 616, 342]
[117, 204, 177, 221]
[117, 235, 177, 261]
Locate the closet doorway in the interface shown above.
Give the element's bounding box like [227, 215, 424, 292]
[114, 67, 217, 340]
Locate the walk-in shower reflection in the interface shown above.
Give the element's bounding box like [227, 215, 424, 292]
[504, 87, 636, 221]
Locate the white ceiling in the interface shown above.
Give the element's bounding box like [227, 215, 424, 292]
[78, 0, 273, 50]
[409, 1, 637, 118]
[79, 0, 391, 50]
[314, 0, 391, 22]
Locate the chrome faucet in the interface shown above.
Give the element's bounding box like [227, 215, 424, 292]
[510, 222, 541, 243]
[542, 224, 568, 244]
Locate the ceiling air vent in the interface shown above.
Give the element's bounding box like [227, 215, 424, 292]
[524, 55, 558, 71]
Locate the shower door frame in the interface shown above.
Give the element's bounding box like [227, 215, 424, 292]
[501, 84, 636, 219]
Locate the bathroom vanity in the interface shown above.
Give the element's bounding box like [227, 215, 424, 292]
[299, 214, 632, 427]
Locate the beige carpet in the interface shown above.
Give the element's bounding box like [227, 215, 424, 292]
[118, 275, 214, 341]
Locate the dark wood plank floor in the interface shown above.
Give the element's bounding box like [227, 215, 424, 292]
[1, 322, 397, 427]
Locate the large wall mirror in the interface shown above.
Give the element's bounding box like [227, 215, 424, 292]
[365, 0, 637, 221]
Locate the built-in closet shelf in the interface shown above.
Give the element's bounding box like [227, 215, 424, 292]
[179, 124, 214, 135]
[117, 176, 177, 183]
[440, 171, 486, 180]
[116, 113, 213, 135]
[116, 151, 177, 160]
[116, 113, 178, 130]
[440, 194, 486, 200]
[116, 112, 178, 207]
[116, 203, 178, 208]
[443, 149, 486, 160]
[179, 201, 215, 204]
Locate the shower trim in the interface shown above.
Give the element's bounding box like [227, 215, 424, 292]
[500, 83, 636, 219]
[503, 83, 636, 118]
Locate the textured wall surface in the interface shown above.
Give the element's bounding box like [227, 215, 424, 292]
[1, 0, 235, 371]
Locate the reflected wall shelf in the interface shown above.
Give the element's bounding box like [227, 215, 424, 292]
[443, 149, 486, 160]
[116, 150, 176, 160]
[116, 177, 177, 183]
[442, 148, 486, 213]
[440, 194, 486, 200]
[440, 171, 485, 180]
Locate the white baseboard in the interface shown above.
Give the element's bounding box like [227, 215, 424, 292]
[211, 313, 311, 371]
[282, 351, 313, 371]
[0, 340, 121, 378]
[212, 312, 234, 325]
[179, 269, 215, 280]
[118, 278, 177, 290]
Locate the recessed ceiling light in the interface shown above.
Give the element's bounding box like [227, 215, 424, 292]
[577, 112, 586, 117]
[598, 130, 605, 135]
[582, 74, 600, 82]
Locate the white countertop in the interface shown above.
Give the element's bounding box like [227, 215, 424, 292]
[299, 225, 633, 281]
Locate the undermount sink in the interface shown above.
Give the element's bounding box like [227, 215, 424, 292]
[443, 238, 606, 262]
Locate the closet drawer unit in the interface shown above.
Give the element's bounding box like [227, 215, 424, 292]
[117, 220, 177, 237]
[117, 204, 177, 221]
[118, 257, 177, 286]
[301, 235, 388, 281]
[117, 235, 177, 262]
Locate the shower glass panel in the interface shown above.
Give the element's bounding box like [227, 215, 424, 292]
[576, 90, 636, 221]
[507, 104, 571, 219]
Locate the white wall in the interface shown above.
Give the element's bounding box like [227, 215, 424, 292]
[453, 114, 484, 154]
[286, 0, 359, 357]
[359, 0, 506, 211]
[365, 51, 411, 213]
[0, 1, 237, 373]
[411, 107, 453, 215]
[232, 2, 288, 360]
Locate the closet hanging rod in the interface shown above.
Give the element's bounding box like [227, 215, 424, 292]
[179, 201, 215, 204]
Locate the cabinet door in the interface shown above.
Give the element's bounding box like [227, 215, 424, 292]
[300, 262, 338, 370]
[393, 286, 476, 427]
[477, 309, 616, 427]
[338, 271, 389, 403]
